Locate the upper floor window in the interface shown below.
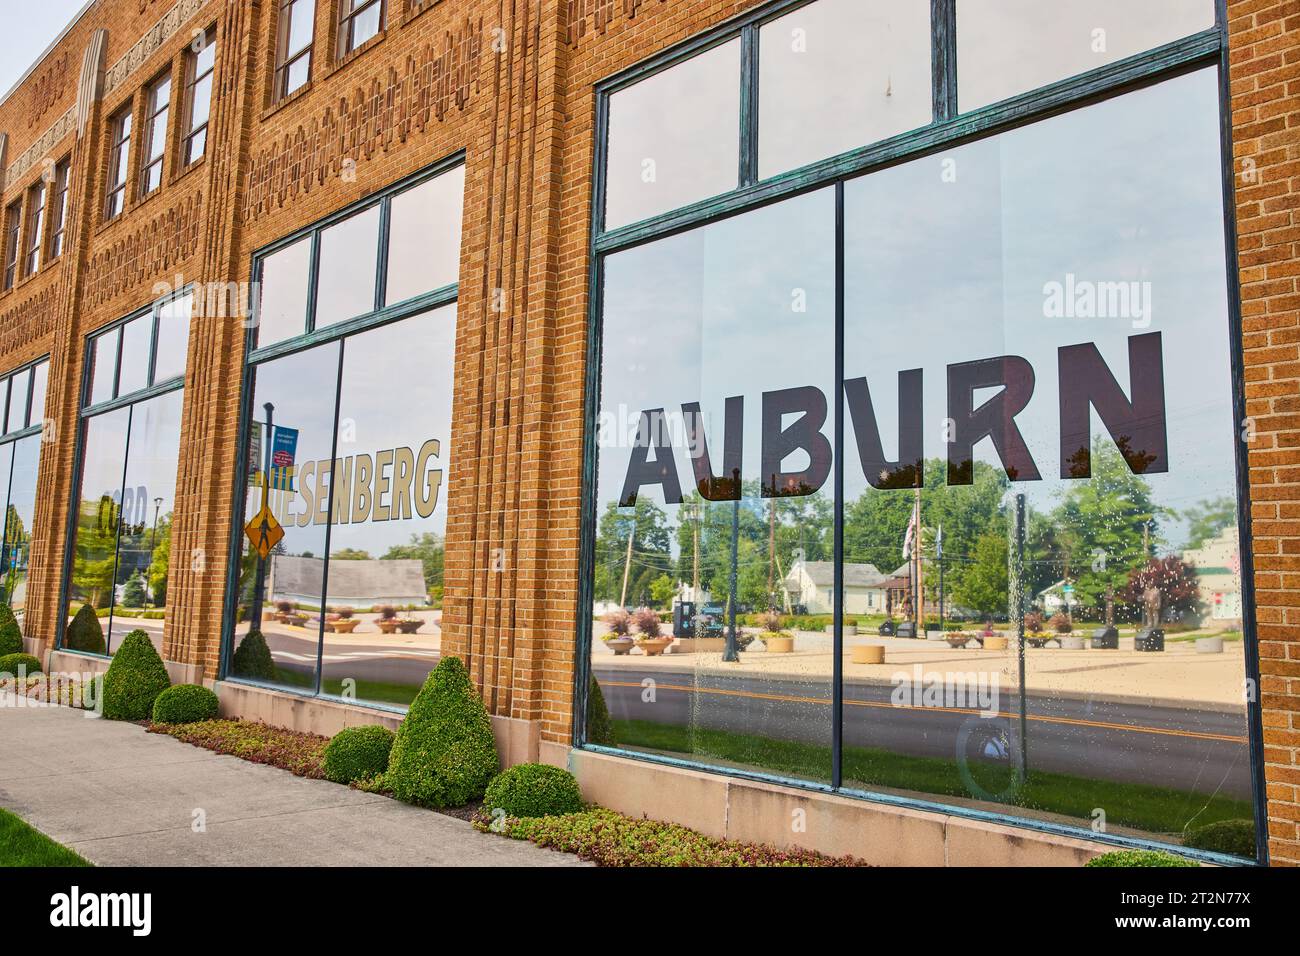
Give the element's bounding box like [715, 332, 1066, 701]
[338, 0, 383, 58]
[2, 201, 20, 290]
[140, 73, 171, 197]
[105, 108, 132, 220]
[275, 0, 314, 99]
[183, 29, 216, 166]
[23, 182, 45, 277]
[48, 158, 70, 260]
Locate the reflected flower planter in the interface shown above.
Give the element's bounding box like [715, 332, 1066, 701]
[604, 636, 634, 655]
[395, 620, 422, 634]
[637, 637, 672, 657]
[376, 619, 400, 635]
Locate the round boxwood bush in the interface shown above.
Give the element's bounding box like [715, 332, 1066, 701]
[64, 604, 107, 655]
[387, 656, 498, 808]
[0, 604, 22, 658]
[102, 629, 171, 721]
[151, 684, 219, 724]
[586, 674, 616, 747]
[323, 725, 395, 784]
[1086, 849, 1197, 868]
[483, 763, 583, 819]
[1184, 819, 1255, 857]
[230, 629, 276, 681]
[0, 652, 41, 675]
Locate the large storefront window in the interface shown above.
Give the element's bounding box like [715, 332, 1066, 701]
[586, 1, 1258, 862]
[0, 358, 51, 616]
[225, 160, 462, 710]
[65, 291, 191, 655]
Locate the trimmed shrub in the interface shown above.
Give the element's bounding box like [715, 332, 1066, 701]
[64, 604, 106, 655]
[323, 725, 395, 784]
[1183, 819, 1255, 858]
[1085, 850, 1197, 868]
[230, 630, 276, 681]
[586, 674, 616, 746]
[0, 652, 41, 675]
[484, 764, 583, 819]
[386, 656, 498, 808]
[0, 604, 22, 657]
[102, 629, 170, 721]
[152, 684, 219, 724]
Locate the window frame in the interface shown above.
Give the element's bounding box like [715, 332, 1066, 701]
[139, 71, 172, 198]
[22, 182, 46, 278]
[2, 200, 21, 290]
[0, 356, 52, 611]
[274, 0, 315, 100]
[337, 0, 385, 59]
[578, 0, 1266, 867]
[48, 157, 71, 260]
[182, 27, 216, 167]
[104, 106, 133, 221]
[217, 152, 464, 707]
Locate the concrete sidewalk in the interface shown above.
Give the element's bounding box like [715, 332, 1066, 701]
[0, 694, 587, 867]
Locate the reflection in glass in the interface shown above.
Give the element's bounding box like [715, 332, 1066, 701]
[88, 328, 119, 406]
[605, 39, 741, 229]
[29, 361, 48, 428]
[154, 293, 193, 384]
[0, 436, 39, 611]
[595, 187, 836, 782]
[957, 0, 1215, 111]
[4, 368, 29, 433]
[256, 237, 312, 348]
[315, 205, 380, 329]
[117, 316, 152, 398]
[66, 408, 129, 655]
[320, 307, 456, 707]
[229, 342, 338, 692]
[758, 0, 931, 178]
[386, 167, 464, 305]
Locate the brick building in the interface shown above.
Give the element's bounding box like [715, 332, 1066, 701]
[0, 0, 1296, 866]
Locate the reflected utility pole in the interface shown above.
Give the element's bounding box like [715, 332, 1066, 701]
[1014, 493, 1029, 780]
[724, 468, 741, 663]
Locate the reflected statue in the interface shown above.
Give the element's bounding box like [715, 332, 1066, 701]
[1142, 585, 1162, 629]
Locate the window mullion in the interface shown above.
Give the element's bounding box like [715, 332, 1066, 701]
[932, 0, 958, 121]
[738, 25, 760, 188]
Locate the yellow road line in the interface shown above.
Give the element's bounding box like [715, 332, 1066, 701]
[599, 680, 1247, 744]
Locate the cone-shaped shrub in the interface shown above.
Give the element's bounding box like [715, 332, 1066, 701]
[483, 763, 583, 818]
[151, 684, 219, 724]
[387, 656, 498, 807]
[323, 725, 395, 784]
[102, 629, 170, 721]
[0, 652, 41, 675]
[586, 674, 616, 746]
[1183, 819, 1255, 857]
[64, 604, 106, 655]
[0, 604, 22, 657]
[230, 629, 276, 681]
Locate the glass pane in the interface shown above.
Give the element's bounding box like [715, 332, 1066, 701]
[109, 390, 183, 656]
[196, 36, 216, 76]
[4, 368, 30, 433]
[841, 68, 1252, 857]
[351, 3, 381, 48]
[29, 361, 48, 428]
[256, 236, 312, 347]
[190, 74, 212, 130]
[758, 0, 932, 179]
[285, 55, 310, 96]
[88, 328, 120, 406]
[287, 0, 314, 56]
[315, 205, 380, 329]
[957, 0, 1216, 111]
[154, 293, 193, 383]
[117, 316, 152, 398]
[1, 434, 40, 613]
[605, 39, 741, 229]
[593, 187, 836, 782]
[321, 306, 456, 707]
[385, 165, 464, 305]
[229, 342, 340, 693]
[65, 408, 130, 655]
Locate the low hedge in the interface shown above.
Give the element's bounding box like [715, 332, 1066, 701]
[152, 684, 219, 724]
[0, 604, 22, 657]
[64, 604, 107, 655]
[1085, 850, 1197, 867]
[483, 764, 583, 819]
[1183, 819, 1255, 857]
[102, 629, 170, 721]
[323, 725, 395, 784]
[0, 652, 41, 675]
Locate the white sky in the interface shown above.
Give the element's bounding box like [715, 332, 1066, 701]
[0, 0, 92, 104]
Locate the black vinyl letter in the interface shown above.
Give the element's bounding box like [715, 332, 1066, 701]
[844, 370, 924, 489]
[1058, 332, 1168, 478]
[947, 356, 1041, 485]
[761, 386, 832, 498]
[682, 397, 743, 501]
[618, 408, 683, 507]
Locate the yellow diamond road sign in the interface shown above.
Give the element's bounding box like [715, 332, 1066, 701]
[244, 504, 284, 559]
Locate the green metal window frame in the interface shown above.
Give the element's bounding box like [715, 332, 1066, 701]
[56, 285, 194, 655]
[217, 152, 464, 706]
[0, 355, 52, 608]
[576, 0, 1267, 866]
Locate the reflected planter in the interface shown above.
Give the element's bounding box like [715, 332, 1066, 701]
[376, 619, 400, 634]
[1091, 626, 1120, 649]
[982, 636, 1008, 651]
[946, 633, 972, 649]
[637, 637, 672, 656]
[395, 620, 422, 634]
[764, 635, 794, 653]
[1196, 636, 1224, 654]
[1059, 636, 1085, 650]
[604, 636, 634, 656]
[851, 645, 885, 664]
